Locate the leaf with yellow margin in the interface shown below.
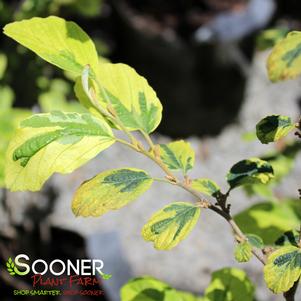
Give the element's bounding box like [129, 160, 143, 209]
[75, 63, 163, 133]
[227, 158, 274, 189]
[142, 202, 200, 250]
[264, 246, 301, 293]
[267, 31, 301, 82]
[5, 111, 114, 191]
[234, 242, 252, 263]
[159, 140, 195, 175]
[204, 268, 255, 301]
[72, 168, 153, 217]
[191, 178, 220, 197]
[256, 115, 294, 144]
[3, 16, 99, 75]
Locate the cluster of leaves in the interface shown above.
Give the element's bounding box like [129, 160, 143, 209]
[3, 15, 301, 300]
[120, 268, 255, 301]
[234, 115, 301, 295]
[248, 27, 301, 295]
[3, 16, 277, 253]
[256, 28, 289, 51]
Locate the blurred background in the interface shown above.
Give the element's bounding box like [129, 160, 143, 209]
[1, 0, 301, 300]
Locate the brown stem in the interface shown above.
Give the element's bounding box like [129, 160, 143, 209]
[284, 120, 301, 300]
[208, 205, 266, 264]
[283, 279, 299, 301]
[215, 190, 231, 214]
[89, 57, 266, 265]
[116, 136, 267, 265]
[298, 225, 301, 248]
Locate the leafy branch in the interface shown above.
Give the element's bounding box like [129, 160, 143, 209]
[3, 16, 301, 301]
[79, 64, 268, 263]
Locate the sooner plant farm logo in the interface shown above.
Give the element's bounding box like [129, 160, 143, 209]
[5, 254, 111, 297]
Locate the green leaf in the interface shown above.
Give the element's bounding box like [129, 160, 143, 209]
[39, 78, 86, 113]
[72, 168, 153, 217]
[244, 183, 274, 199]
[177, 291, 202, 301]
[159, 140, 195, 175]
[241, 131, 257, 142]
[226, 158, 274, 189]
[235, 200, 301, 245]
[263, 147, 298, 183]
[142, 202, 200, 250]
[275, 231, 299, 247]
[234, 242, 252, 263]
[0, 108, 31, 188]
[5, 111, 114, 191]
[246, 234, 264, 249]
[256, 28, 289, 51]
[0, 52, 7, 80]
[256, 115, 294, 144]
[244, 143, 301, 198]
[204, 268, 255, 301]
[0, 86, 14, 110]
[71, 0, 104, 18]
[264, 246, 301, 293]
[75, 63, 163, 133]
[191, 178, 220, 197]
[3, 16, 99, 75]
[120, 276, 182, 301]
[267, 31, 301, 82]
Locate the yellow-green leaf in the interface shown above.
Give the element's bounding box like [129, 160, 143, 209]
[256, 115, 294, 144]
[235, 200, 301, 245]
[5, 111, 114, 191]
[159, 140, 195, 175]
[72, 168, 153, 217]
[191, 178, 220, 197]
[234, 242, 252, 263]
[0, 86, 14, 110]
[267, 31, 301, 82]
[204, 268, 255, 301]
[264, 246, 301, 293]
[75, 63, 163, 133]
[0, 108, 31, 188]
[3, 16, 99, 75]
[142, 202, 200, 250]
[256, 28, 289, 51]
[246, 234, 264, 249]
[177, 291, 202, 301]
[227, 158, 274, 189]
[0, 52, 7, 80]
[39, 78, 86, 113]
[120, 276, 182, 301]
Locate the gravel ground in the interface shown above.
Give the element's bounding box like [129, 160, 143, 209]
[4, 51, 301, 301]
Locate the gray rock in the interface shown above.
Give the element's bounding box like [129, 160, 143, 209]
[194, 0, 276, 42]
